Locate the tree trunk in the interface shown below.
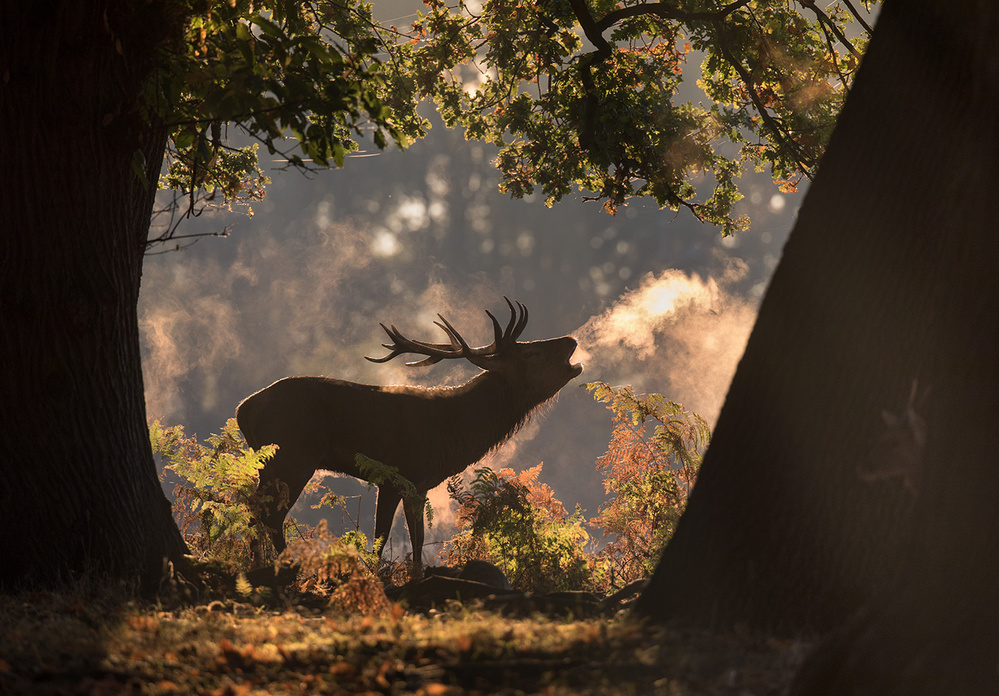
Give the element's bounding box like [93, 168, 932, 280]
[0, 2, 188, 590]
[636, 1, 999, 674]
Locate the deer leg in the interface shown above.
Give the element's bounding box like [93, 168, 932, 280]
[250, 468, 285, 566]
[373, 486, 402, 559]
[403, 491, 428, 580]
[255, 459, 313, 558]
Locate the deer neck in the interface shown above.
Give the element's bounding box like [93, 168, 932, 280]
[435, 370, 536, 473]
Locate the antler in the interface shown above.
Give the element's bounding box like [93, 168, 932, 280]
[365, 297, 529, 367]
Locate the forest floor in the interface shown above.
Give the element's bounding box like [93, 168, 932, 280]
[0, 588, 812, 696]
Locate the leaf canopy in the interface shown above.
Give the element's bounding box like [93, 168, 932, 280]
[146, 0, 426, 243]
[405, 0, 874, 232]
[149, 0, 876, 237]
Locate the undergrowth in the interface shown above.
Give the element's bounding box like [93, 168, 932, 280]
[443, 465, 602, 594]
[151, 382, 709, 598]
[2, 387, 809, 694]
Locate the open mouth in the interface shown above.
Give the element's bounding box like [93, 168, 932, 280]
[566, 344, 584, 375]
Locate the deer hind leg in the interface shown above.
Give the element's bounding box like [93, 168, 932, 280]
[403, 491, 428, 580]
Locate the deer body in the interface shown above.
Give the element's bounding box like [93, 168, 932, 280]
[236, 300, 581, 575]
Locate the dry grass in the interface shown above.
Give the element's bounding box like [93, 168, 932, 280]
[0, 588, 811, 695]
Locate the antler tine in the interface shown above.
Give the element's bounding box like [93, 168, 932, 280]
[502, 297, 518, 340]
[402, 321, 466, 354]
[495, 296, 529, 346]
[364, 322, 452, 367]
[434, 314, 472, 353]
[405, 354, 446, 367]
[484, 309, 504, 350]
[512, 300, 529, 340]
[364, 324, 405, 363]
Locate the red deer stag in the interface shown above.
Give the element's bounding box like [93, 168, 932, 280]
[236, 298, 582, 576]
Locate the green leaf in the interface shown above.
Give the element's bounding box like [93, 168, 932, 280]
[235, 21, 251, 43]
[249, 15, 282, 38]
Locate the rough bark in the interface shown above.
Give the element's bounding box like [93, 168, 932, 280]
[637, 0, 999, 671]
[0, 2, 188, 590]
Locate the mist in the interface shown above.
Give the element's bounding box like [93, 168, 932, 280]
[574, 263, 757, 425]
[140, 120, 798, 560]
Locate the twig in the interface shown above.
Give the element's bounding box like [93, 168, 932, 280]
[843, 0, 874, 35]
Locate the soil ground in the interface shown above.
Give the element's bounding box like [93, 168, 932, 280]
[0, 589, 811, 695]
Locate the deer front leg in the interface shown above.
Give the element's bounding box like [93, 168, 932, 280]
[373, 486, 402, 560]
[251, 472, 287, 566]
[255, 458, 313, 559]
[403, 491, 428, 580]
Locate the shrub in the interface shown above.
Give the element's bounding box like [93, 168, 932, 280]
[154, 420, 431, 584]
[278, 520, 391, 615]
[153, 419, 398, 607]
[151, 418, 276, 570]
[442, 465, 599, 593]
[586, 382, 710, 587]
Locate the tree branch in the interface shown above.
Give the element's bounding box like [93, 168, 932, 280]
[566, 0, 756, 155]
[594, 0, 753, 34]
[815, 13, 852, 91]
[565, 0, 607, 153]
[712, 19, 816, 177]
[799, 0, 862, 60]
[842, 0, 874, 35]
[567, 0, 611, 58]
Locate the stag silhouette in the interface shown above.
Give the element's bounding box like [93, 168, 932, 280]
[236, 298, 582, 575]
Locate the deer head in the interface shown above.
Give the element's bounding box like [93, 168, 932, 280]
[366, 297, 583, 403]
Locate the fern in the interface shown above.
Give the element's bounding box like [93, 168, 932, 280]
[151, 418, 276, 570]
[585, 382, 710, 585]
[277, 520, 391, 615]
[355, 453, 434, 528]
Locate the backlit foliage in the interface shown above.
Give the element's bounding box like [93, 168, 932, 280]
[148, 0, 876, 243]
[146, 0, 425, 246]
[152, 418, 275, 571]
[443, 465, 600, 593]
[586, 382, 710, 584]
[402, 0, 876, 231]
[152, 419, 385, 589]
[278, 520, 392, 614]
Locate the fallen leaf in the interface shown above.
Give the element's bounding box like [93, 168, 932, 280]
[455, 634, 473, 653]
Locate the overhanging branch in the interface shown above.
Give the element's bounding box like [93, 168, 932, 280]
[711, 19, 816, 178]
[595, 0, 753, 33]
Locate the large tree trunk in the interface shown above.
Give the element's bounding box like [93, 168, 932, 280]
[636, 0, 999, 676]
[0, 2, 187, 590]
